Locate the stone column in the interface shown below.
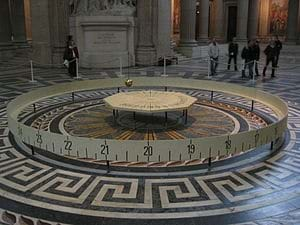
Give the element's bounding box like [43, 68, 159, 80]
[236, 0, 249, 41]
[178, 0, 197, 46]
[248, 0, 260, 39]
[24, 0, 32, 41]
[258, 0, 270, 39]
[0, 0, 12, 44]
[154, 0, 172, 57]
[136, 0, 156, 65]
[30, 0, 52, 63]
[177, 0, 198, 57]
[10, 0, 27, 42]
[197, 0, 209, 43]
[286, 0, 299, 43]
[49, 0, 70, 63]
[214, 0, 224, 40]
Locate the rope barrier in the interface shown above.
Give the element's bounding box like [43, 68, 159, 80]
[0, 62, 30, 70]
[0, 52, 297, 84]
[210, 58, 256, 67]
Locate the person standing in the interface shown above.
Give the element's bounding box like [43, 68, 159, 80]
[241, 40, 255, 79]
[274, 35, 282, 67]
[263, 40, 277, 78]
[63, 38, 79, 78]
[208, 38, 220, 76]
[227, 37, 238, 71]
[252, 38, 260, 76]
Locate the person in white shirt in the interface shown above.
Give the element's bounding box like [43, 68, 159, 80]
[208, 38, 220, 76]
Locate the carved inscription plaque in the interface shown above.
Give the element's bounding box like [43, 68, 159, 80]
[85, 30, 127, 51]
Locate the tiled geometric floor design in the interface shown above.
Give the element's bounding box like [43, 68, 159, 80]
[22, 91, 270, 141]
[0, 52, 300, 225]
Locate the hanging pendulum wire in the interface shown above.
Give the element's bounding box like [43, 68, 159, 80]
[29, 60, 37, 83]
[8, 0, 14, 41]
[127, 52, 130, 79]
[119, 56, 123, 77]
[164, 56, 166, 75]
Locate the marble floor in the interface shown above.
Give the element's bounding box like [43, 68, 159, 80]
[0, 48, 300, 225]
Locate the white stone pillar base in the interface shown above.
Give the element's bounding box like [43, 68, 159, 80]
[136, 47, 156, 66]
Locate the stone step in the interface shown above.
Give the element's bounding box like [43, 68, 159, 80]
[173, 51, 190, 63]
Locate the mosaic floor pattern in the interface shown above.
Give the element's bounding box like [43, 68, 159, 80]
[0, 51, 300, 225]
[23, 92, 269, 141]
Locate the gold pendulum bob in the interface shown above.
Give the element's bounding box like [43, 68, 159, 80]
[125, 79, 133, 87]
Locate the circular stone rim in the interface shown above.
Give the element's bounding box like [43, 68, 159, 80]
[7, 77, 288, 163]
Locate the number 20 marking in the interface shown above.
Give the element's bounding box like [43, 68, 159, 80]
[144, 146, 153, 156]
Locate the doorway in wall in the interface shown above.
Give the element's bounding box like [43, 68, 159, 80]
[227, 6, 237, 41]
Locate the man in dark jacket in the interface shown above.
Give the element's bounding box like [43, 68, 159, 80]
[252, 38, 260, 76]
[227, 37, 238, 71]
[241, 40, 255, 79]
[263, 40, 277, 78]
[63, 39, 79, 78]
[274, 35, 282, 67]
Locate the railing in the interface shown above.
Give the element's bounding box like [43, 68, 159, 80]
[7, 77, 288, 163]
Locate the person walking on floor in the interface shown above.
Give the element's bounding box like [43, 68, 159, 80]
[208, 38, 220, 76]
[252, 38, 260, 76]
[241, 40, 255, 79]
[263, 40, 277, 79]
[63, 38, 79, 78]
[227, 37, 238, 71]
[274, 35, 282, 67]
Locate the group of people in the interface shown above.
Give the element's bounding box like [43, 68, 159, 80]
[208, 36, 282, 79]
[64, 34, 283, 79]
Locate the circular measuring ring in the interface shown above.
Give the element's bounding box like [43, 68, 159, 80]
[7, 77, 288, 162]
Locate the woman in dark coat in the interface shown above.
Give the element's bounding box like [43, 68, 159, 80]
[227, 37, 238, 71]
[241, 40, 255, 79]
[63, 40, 79, 78]
[263, 40, 277, 78]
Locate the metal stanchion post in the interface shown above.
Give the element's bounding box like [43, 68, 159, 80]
[29, 60, 37, 83]
[72, 92, 75, 103]
[252, 61, 256, 83]
[106, 160, 110, 173]
[74, 58, 82, 80]
[208, 157, 212, 167]
[31, 145, 35, 155]
[185, 109, 188, 124]
[161, 56, 168, 77]
[241, 59, 245, 77]
[207, 57, 211, 79]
